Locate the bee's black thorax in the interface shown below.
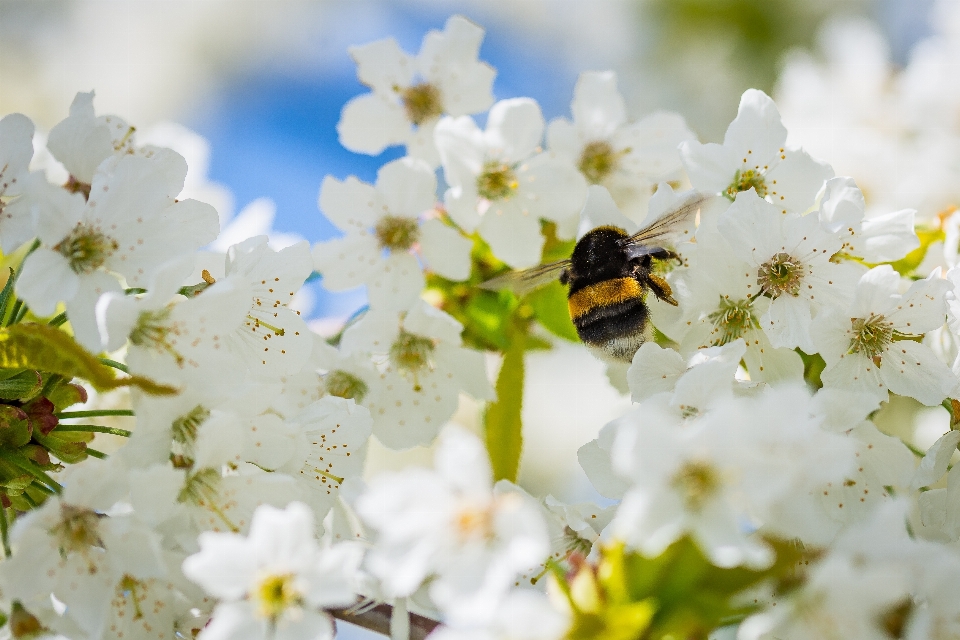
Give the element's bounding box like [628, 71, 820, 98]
[566, 226, 632, 296]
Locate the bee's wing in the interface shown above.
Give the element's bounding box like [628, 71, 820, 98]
[479, 259, 571, 297]
[622, 192, 711, 257]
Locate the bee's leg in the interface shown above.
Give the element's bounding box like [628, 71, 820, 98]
[645, 273, 679, 306]
[559, 268, 570, 285]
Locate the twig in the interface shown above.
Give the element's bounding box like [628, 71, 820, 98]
[330, 600, 439, 640]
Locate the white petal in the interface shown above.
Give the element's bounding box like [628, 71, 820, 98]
[443, 187, 481, 232]
[349, 38, 415, 94]
[722, 89, 787, 166]
[368, 370, 458, 448]
[628, 342, 686, 402]
[337, 93, 410, 156]
[818, 176, 865, 235]
[318, 175, 383, 232]
[240, 306, 313, 379]
[46, 91, 115, 183]
[545, 118, 580, 158]
[571, 71, 626, 139]
[619, 111, 695, 177]
[518, 152, 587, 222]
[764, 149, 834, 214]
[484, 99, 544, 163]
[66, 271, 123, 351]
[0, 113, 34, 197]
[405, 119, 442, 168]
[887, 269, 951, 334]
[478, 200, 543, 269]
[16, 248, 80, 316]
[376, 157, 437, 218]
[419, 218, 472, 281]
[312, 233, 381, 291]
[679, 140, 737, 194]
[434, 115, 486, 190]
[366, 253, 424, 311]
[821, 352, 887, 402]
[96, 291, 138, 352]
[911, 430, 960, 490]
[434, 344, 493, 400]
[3, 172, 84, 250]
[850, 265, 901, 318]
[763, 295, 815, 352]
[404, 300, 463, 344]
[859, 208, 920, 263]
[881, 340, 957, 406]
[435, 426, 492, 495]
[340, 308, 400, 355]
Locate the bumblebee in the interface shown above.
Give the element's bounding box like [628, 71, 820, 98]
[482, 192, 710, 363]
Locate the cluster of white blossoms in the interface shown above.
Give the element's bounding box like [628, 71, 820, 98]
[3, 13, 960, 640]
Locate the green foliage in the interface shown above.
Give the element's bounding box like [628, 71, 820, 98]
[527, 281, 579, 343]
[484, 331, 526, 483]
[797, 349, 826, 390]
[0, 324, 176, 395]
[556, 537, 811, 640]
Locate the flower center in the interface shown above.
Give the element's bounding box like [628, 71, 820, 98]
[255, 573, 303, 622]
[129, 308, 185, 366]
[707, 297, 757, 345]
[671, 460, 721, 511]
[50, 505, 102, 555]
[374, 215, 420, 252]
[724, 169, 768, 200]
[578, 140, 623, 184]
[324, 370, 369, 402]
[454, 503, 495, 542]
[476, 161, 518, 201]
[399, 82, 443, 126]
[562, 525, 593, 556]
[848, 314, 894, 361]
[55, 223, 118, 274]
[757, 252, 803, 298]
[389, 330, 435, 375]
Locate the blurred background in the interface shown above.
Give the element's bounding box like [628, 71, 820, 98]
[1, 0, 953, 581]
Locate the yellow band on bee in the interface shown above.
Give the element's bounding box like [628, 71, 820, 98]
[568, 278, 642, 319]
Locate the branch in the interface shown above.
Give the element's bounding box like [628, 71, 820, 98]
[331, 600, 440, 640]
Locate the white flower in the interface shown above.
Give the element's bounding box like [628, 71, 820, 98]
[658, 223, 804, 383]
[182, 502, 362, 640]
[357, 427, 549, 626]
[609, 385, 855, 564]
[813, 265, 957, 406]
[340, 300, 493, 449]
[717, 189, 859, 352]
[314, 156, 472, 311]
[680, 89, 833, 215]
[435, 98, 587, 267]
[45, 91, 137, 185]
[547, 71, 695, 221]
[817, 176, 919, 263]
[277, 396, 372, 519]
[338, 15, 495, 166]
[17, 149, 219, 349]
[218, 236, 314, 379]
[97, 256, 252, 390]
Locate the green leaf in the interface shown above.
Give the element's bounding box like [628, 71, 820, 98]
[0, 406, 31, 449]
[527, 280, 579, 342]
[0, 370, 42, 401]
[0, 324, 176, 395]
[32, 428, 93, 465]
[484, 331, 525, 482]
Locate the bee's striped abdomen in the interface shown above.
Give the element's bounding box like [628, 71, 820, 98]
[568, 277, 649, 362]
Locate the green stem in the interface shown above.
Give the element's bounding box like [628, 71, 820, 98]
[0, 268, 15, 322]
[12, 302, 29, 325]
[48, 311, 68, 327]
[125, 288, 147, 295]
[98, 358, 129, 374]
[86, 448, 107, 460]
[0, 507, 10, 558]
[55, 409, 134, 419]
[0, 451, 62, 493]
[56, 424, 132, 437]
